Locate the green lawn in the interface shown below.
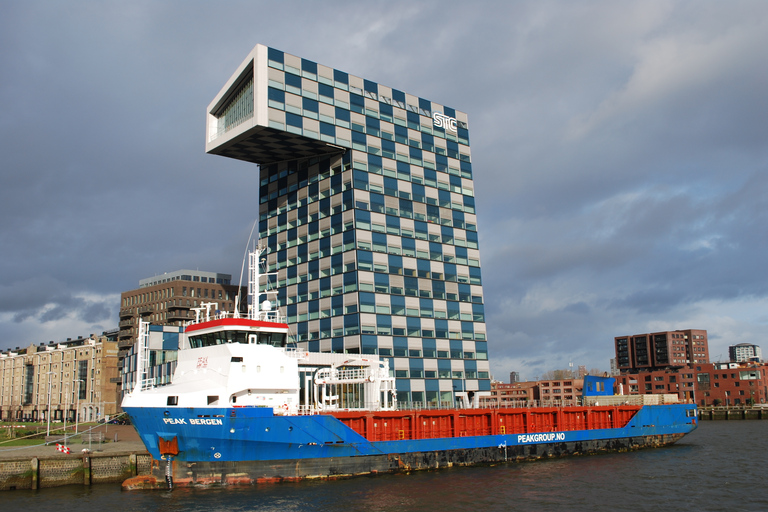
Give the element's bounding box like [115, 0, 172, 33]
[0, 438, 48, 447]
[1, 422, 101, 447]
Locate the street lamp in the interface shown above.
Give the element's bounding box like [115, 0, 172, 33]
[73, 379, 84, 434]
[63, 383, 69, 446]
[46, 371, 53, 437]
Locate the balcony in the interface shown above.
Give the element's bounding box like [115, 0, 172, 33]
[119, 308, 133, 319]
[166, 310, 193, 321]
[117, 339, 135, 350]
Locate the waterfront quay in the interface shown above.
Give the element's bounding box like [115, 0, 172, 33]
[698, 405, 768, 420]
[0, 425, 150, 491]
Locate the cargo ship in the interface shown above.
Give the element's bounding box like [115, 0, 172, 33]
[122, 247, 698, 489]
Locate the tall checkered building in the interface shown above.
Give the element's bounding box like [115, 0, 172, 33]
[206, 45, 490, 404]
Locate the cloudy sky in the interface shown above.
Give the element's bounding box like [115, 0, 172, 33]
[2, 1, 767, 380]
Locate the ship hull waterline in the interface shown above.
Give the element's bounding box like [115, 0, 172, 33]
[122, 403, 697, 489]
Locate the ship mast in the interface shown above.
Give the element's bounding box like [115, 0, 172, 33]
[245, 243, 281, 322]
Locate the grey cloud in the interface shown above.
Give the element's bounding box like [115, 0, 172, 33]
[2, 2, 768, 377]
[39, 304, 74, 323]
[79, 301, 113, 324]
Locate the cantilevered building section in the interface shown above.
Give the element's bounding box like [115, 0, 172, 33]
[206, 44, 490, 404]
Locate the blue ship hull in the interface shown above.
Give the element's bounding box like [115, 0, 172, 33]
[123, 404, 697, 488]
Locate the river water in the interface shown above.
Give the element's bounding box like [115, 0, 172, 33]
[5, 420, 767, 511]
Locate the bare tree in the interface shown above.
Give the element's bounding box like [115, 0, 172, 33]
[540, 369, 576, 380]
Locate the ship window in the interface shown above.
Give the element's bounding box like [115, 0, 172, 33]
[207, 395, 219, 405]
[189, 330, 250, 348]
[231, 357, 243, 362]
[167, 396, 178, 406]
[257, 332, 287, 347]
[228, 331, 248, 344]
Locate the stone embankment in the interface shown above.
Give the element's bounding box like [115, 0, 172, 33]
[697, 406, 768, 420]
[0, 425, 151, 491]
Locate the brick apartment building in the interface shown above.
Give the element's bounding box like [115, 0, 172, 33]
[118, 269, 246, 354]
[483, 378, 583, 406]
[615, 329, 710, 373]
[0, 334, 120, 422]
[614, 328, 767, 406]
[483, 381, 537, 406]
[615, 369, 697, 402]
[693, 362, 767, 406]
[537, 378, 584, 403]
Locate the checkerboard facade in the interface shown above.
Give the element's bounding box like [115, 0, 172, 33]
[206, 45, 491, 404]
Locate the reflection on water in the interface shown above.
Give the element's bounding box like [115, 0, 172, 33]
[5, 421, 768, 512]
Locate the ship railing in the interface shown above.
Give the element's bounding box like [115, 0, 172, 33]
[296, 405, 319, 416]
[285, 348, 309, 359]
[705, 404, 763, 410]
[256, 310, 283, 323]
[397, 399, 585, 410]
[306, 400, 396, 413]
[333, 367, 368, 381]
[315, 366, 375, 384]
[476, 397, 661, 409]
[137, 378, 156, 392]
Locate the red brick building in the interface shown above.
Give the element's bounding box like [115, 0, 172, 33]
[613, 328, 768, 405]
[615, 363, 768, 406]
[615, 369, 697, 402]
[536, 379, 583, 403]
[694, 363, 768, 406]
[483, 381, 536, 406]
[615, 329, 709, 372]
[482, 379, 583, 407]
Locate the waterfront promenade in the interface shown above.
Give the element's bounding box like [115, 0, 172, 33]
[0, 424, 147, 460]
[0, 424, 151, 490]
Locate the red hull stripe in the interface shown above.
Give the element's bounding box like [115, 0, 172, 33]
[185, 318, 289, 333]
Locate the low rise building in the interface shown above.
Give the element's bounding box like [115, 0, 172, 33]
[0, 334, 120, 422]
[694, 362, 768, 406]
[615, 369, 697, 403]
[614, 362, 768, 406]
[536, 378, 584, 403]
[483, 381, 537, 406]
[482, 378, 583, 407]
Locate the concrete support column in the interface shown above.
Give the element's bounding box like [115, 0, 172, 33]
[82, 455, 91, 486]
[31, 458, 39, 490]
